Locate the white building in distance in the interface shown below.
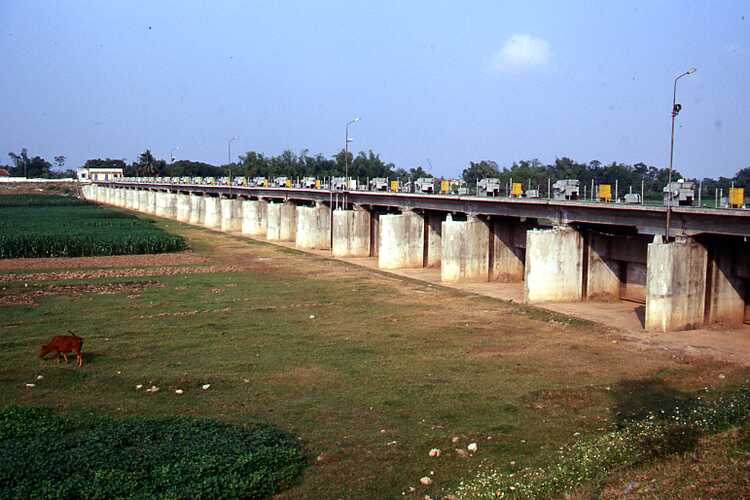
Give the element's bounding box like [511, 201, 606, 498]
[77, 167, 124, 183]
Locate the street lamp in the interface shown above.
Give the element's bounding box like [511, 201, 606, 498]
[169, 146, 180, 164]
[345, 117, 360, 187]
[665, 67, 696, 240]
[227, 136, 238, 182]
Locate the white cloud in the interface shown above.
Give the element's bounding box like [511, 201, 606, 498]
[490, 34, 551, 72]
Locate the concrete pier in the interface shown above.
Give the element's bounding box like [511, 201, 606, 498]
[332, 208, 371, 257]
[138, 190, 149, 213]
[156, 192, 176, 218]
[176, 193, 191, 222]
[267, 202, 297, 241]
[441, 216, 490, 282]
[241, 200, 268, 236]
[645, 237, 708, 332]
[189, 194, 204, 225]
[295, 202, 331, 249]
[203, 196, 221, 228]
[220, 198, 242, 232]
[378, 210, 424, 269]
[146, 191, 157, 214]
[524, 226, 584, 303]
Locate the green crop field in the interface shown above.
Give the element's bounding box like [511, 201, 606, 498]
[0, 195, 186, 258]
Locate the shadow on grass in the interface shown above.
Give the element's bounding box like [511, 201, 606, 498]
[611, 377, 701, 455]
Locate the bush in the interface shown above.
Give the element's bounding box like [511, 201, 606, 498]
[0, 407, 306, 499]
[0, 195, 186, 258]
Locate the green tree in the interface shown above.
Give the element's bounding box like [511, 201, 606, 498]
[462, 160, 500, 185]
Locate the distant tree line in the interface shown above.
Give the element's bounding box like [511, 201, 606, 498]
[2, 149, 74, 179]
[4, 147, 749, 200]
[462, 158, 750, 200]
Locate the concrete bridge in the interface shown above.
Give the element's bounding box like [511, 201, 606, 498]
[83, 182, 750, 333]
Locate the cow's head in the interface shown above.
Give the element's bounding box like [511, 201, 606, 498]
[39, 344, 51, 358]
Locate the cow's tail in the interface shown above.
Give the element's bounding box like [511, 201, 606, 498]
[68, 330, 81, 338]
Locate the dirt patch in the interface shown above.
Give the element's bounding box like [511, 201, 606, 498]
[266, 366, 340, 387]
[0, 252, 208, 271]
[0, 265, 246, 283]
[0, 281, 164, 306]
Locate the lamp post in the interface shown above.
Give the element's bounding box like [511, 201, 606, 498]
[169, 146, 180, 164]
[665, 67, 696, 240]
[227, 136, 238, 183]
[345, 117, 360, 187]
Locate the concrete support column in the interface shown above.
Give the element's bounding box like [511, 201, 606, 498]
[378, 210, 425, 269]
[220, 198, 242, 232]
[189, 194, 204, 225]
[138, 190, 149, 213]
[490, 219, 527, 282]
[645, 237, 708, 332]
[131, 190, 141, 211]
[425, 212, 443, 267]
[203, 196, 221, 228]
[524, 226, 584, 303]
[267, 202, 297, 241]
[441, 216, 490, 282]
[115, 189, 123, 206]
[176, 193, 191, 222]
[156, 191, 168, 216]
[332, 207, 371, 257]
[295, 202, 332, 250]
[704, 240, 746, 326]
[146, 191, 157, 214]
[241, 199, 268, 236]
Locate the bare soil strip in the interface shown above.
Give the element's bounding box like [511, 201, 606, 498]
[0, 265, 245, 283]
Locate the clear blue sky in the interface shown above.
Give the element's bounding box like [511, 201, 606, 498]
[1, 1, 747, 178]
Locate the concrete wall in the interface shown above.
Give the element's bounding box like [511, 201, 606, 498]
[203, 196, 221, 228]
[441, 217, 490, 282]
[586, 231, 622, 300]
[295, 203, 332, 249]
[524, 226, 584, 303]
[645, 237, 708, 332]
[241, 200, 268, 236]
[188, 193, 204, 224]
[176, 193, 191, 222]
[704, 239, 747, 326]
[138, 190, 149, 213]
[267, 202, 297, 241]
[220, 198, 242, 232]
[332, 208, 371, 257]
[490, 219, 527, 282]
[378, 211, 424, 269]
[425, 212, 443, 267]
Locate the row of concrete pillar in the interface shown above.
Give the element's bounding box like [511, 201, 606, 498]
[81, 184, 749, 333]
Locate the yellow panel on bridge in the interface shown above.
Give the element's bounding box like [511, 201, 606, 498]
[440, 180, 450, 193]
[729, 187, 745, 208]
[598, 184, 612, 202]
[390, 180, 399, 192]
[315, 179, 321, 189]
[511, 182, 523, 197]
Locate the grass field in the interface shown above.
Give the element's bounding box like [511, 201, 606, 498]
[1, 209, 749, 498]
[0, 195, 186, 258]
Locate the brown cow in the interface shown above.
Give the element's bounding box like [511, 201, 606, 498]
[39, 334, 84, 367]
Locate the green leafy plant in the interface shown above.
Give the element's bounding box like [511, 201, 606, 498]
[0, 406, 305, 499]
